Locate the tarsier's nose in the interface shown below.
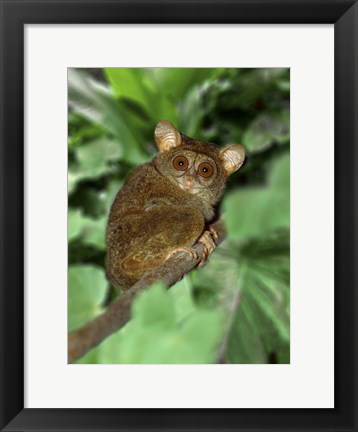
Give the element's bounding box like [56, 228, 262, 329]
[184, 173, 195, 186]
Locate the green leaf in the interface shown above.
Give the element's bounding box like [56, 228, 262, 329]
[68, 209, 84, 242]
[104, 68, 154, 115]
[169, 278, 196, 322]
[155, 96, 179, 127]
[132, 283, 176, 329]
[226, 231, 290, 364]
[68, 171, 85, 195]
[69, 188, 107, 218]
[68, 265, 108, 332]
[151, 68, 215, 100]
[223, 153, 290, 241]
[227, 299, 268, 364]
[68, 138, 123, 195]
[223, 68, 289, 112]
[68, 137, 122, 195]
[268, 152, 290, 191]
[180, 309, 225, 360]
[68, 113, 107, 149]
[68, 69, 148, 165]
[68, 69, 116, 132]
[90, 283, 225, 364]
[276, 78, 290, 92]
[189, 240, 243, 362]
[243, 113, 290, 152]
[76, 138, 122, 174]
[82, 216, 107, 249]
[188, 230, 289, 365]
[102, 179, 123, 212]
[178, 86, 206, 136]
[68, 208, 106, 250]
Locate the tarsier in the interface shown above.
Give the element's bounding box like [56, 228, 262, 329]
[106, 120, 245, 290]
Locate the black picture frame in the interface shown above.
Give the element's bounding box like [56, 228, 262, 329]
[1, 1, 357, 431]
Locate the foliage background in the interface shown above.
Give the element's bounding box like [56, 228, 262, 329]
[68, 68, 290, 364]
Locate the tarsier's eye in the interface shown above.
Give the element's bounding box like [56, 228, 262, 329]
[173, 155, 189, 171]
[198, 161, 214, 178]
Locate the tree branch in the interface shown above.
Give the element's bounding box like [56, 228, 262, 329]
[68, 220, 226, 363]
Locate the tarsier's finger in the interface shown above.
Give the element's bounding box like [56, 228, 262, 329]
[209, 225, 220, 242]
[197, 231, 217, 268]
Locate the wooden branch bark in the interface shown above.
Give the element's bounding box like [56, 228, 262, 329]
[68, 220, 226, 363]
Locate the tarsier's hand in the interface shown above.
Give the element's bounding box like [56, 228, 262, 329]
[197, 229, 218, 268]
[163, 218, 225, 269]
[197, 218, 227, 268]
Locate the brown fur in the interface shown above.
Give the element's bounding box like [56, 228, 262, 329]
[106, 121, 245, 290]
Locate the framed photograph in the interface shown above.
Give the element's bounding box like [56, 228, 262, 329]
[67, 66, 290, 366]
[1, 0, 357, 431]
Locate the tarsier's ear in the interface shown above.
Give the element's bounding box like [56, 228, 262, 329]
[220, 144, 245, 175]
[155, 120, 182, 152]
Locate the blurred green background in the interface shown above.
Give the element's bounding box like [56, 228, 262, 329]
[68, 68, 290, 364]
